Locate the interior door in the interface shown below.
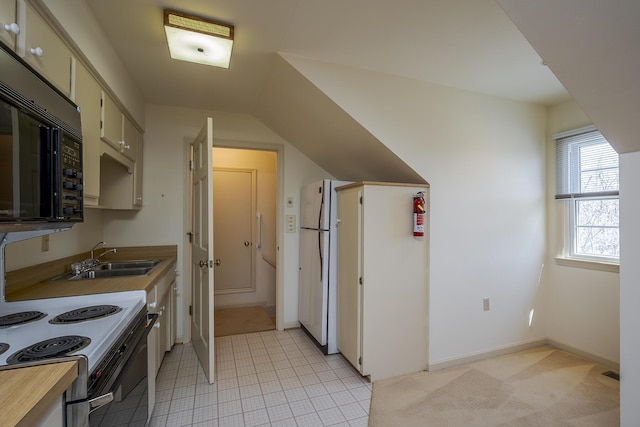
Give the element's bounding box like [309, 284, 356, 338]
[213, 168, 254, 293]
[190, 118, 215, 383]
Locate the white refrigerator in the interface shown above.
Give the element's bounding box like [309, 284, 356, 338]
[298, 179, 349, 354]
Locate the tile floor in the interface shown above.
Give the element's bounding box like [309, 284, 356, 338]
[149, 329, 371, 426]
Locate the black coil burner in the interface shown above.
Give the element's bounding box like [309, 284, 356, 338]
[0, 311, 47, 328]
[49, 305, 122, 324]
[7, 335, 91, 364]
[0, 343, 9, 355]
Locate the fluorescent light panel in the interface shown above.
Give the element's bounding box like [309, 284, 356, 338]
[164, 9, 234, 68]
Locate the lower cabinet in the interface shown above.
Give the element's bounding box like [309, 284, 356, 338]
[147, 262, 177, 418]
[336, 182, 429, 382]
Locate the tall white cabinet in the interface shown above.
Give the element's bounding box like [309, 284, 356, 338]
[336, 182, 429, 382]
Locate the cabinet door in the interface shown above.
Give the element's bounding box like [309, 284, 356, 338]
[74, 62, 101, 204]
[133, 138, 143, 207]
[122, 116, 138, 161]
[19, 0, 73, 96]
[336, 187, 364, 374]
[0, 1, 17, 50]
[100, 91, 123, 151]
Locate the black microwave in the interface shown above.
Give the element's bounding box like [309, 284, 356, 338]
[0, 43, 83, 231]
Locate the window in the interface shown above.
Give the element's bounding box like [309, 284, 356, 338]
[555, 126, 619, 263]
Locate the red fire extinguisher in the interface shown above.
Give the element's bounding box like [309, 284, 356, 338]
[413, 192, 425, 237]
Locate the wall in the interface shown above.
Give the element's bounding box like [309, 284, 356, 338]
[620, 151, 640, 425]
[543, 100, 620, 365]
[282, 56, 548, 366]
[102, 104, 331, 340]
[4, 209, 103, 271]
[212, 147, 277, 309]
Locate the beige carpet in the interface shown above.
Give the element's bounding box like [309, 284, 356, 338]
[369, 345, 619, 426]
[214, 306, 275, 337]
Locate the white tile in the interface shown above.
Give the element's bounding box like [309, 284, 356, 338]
[149, 414, 167, 427]
[260, 380, 283, 394]
[219, 400, 243, 418]
[338, 403, 367, 421]
[348, 417, 369, 427]
[235, 357, 255, 368]
[156, 378, 176, 391]
[239, 383, 263, 399]
[250, 348, 268, 358]
[266, 403, 294, 422]
[295, 412, 324, 427]
[270, 418, 297, 427]
[330, 390, 356, 406]
[193, 404, 218, 422]
[288, 357, 309, 367]
[252, 355, 271, 365]
[241, 395, 266, 412]
[172, 385, 196, 400]
[303, 383, 328, 398]
[262, 391, 288, 407]
[175, 375, 197, 387]
[194, 392, 217, 408]
[341, 376, 367, 389]
[318, 370, 340, 383]
[169, 397, 194, 413]
[275, 367, 297, 380]
[272, 359, 293, 370]
[218, 388, 241, 403]
[288, 398, 315, 417]
[317, 407, 347, 426]
[152, 400, 171, 416]
[236, 365, 257, 377]
[218, 368, 238, 380]
[193, 421, 219, 427]
[283, 387, 308, 403]
[270, 352, 288, 362]
[323, 380, 347, 394]
[358, 400, 370, 415]
[298, 373, 322, 386]
[218, 359, 237, 371]
[348, 386, 371, 402]
[217, 377, 240, 391]
[234, 350, 253, 361]
[166, 409, 193, 427]
[155, 389, 173, 403]
[311, 362, 332, 373]
[243, 408, 270, 427]
[196, 382, 218, 395]
[279, 376, 303, 391]
[311, 394, 337, 411]
[257, 371, 278, 383]
[218, 413, 245, 427]
[254, 362, 275, 373]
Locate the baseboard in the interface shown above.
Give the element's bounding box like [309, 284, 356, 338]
[282, 321, 300, 331]
[428, 338, 619, 372]
[546, 338, 619, 370]
[428, 339, 546, 372]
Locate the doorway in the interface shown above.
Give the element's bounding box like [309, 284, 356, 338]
[212, 147, 277, 337]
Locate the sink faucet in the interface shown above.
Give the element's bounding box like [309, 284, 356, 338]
[94, 248, 117, 262]
[90, 241, 106, 260]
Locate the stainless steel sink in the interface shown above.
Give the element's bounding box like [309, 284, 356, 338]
[49, 259, 162, 281]
[93, 260, 161, 270]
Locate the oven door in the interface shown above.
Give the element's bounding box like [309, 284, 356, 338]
[66, 313, 157, 427]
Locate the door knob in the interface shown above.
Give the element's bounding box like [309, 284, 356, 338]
[244, 241, 250, 247]
[199, 260, 209, 268]
[215, 259, 222, 266]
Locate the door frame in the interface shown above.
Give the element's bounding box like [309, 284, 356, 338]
[183, 137, 284, 343]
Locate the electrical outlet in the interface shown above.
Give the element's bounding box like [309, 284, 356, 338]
[286, 214, 296, 233]
[287, 196, 294, 208]
[483, 298, 490, 311]
[41, 234, 49, 252]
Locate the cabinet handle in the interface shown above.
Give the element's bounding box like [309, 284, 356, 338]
[118, 140, 131, 150]
[3, 23, 19, 35]
[29, 47, 43, 57]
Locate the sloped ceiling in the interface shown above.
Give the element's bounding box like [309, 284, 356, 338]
[498, 0, 640, 154]
[255, 55, 425, 183]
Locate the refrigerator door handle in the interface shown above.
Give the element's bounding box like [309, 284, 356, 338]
[318, 231, 324, 282]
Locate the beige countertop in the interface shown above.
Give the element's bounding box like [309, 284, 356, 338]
[0, 360, 78, 427]
[5, 245, 177, 301]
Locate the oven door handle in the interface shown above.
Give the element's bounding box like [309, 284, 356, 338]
[66, 392, 114, 427]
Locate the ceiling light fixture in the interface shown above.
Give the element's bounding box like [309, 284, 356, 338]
[164, 9, 234, 68]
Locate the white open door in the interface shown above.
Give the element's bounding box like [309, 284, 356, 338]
[191, 118, 215, 383]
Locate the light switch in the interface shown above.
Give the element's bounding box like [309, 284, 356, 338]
[286, 214, 296, 233]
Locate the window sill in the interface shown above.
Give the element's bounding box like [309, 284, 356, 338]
[554, 257, 619, 273]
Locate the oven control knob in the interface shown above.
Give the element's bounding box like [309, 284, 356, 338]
[63, 181, 74, 189]
[64, 168, 74, 176]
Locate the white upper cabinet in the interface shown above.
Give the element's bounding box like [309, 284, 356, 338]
[101, 91, 139, 162]
[17, 0, 73, 97]
[0, 1, 18, 50]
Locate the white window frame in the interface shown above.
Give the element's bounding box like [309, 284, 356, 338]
[554, 126, 619, 271]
